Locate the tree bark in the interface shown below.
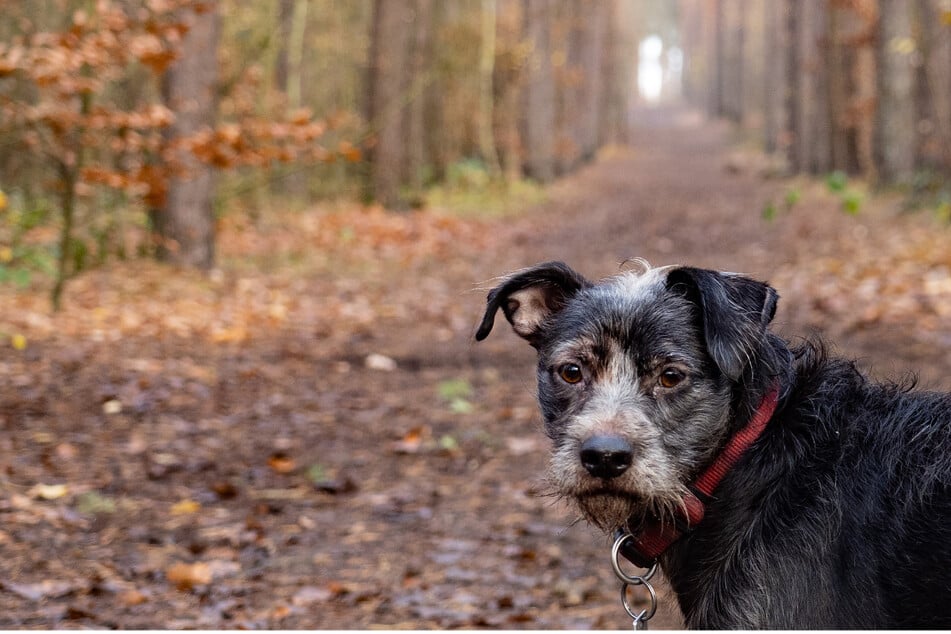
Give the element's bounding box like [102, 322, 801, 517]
[762, 0, 784, 154]
[403, 0, 433, 197]
[521, 0, 555, 182]
[874, 0, 916, 185]
[152, 5, 219, 269]
[478, 0, 502, 177]
[914, 0, 951, 173]
[784, 0, 801, 172]
[806, 0, 831, 174]
[578, 0, 607, 161]
[365, 0, 413, 208]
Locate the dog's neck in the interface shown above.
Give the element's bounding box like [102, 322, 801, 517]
[616, 381, 781, 568]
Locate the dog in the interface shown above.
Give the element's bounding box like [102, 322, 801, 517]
[475, 260, 951, 629]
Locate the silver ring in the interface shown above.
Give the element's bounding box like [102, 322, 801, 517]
[620, 580, 658, 621]
[611, 532, 657, 585]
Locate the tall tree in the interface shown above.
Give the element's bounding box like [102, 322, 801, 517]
[365, 0, 413, 208]
[762, 0, 785, 154]
[874, 0, 916, 185]
[578, 0, 607, 161]
[521, 0, 555, 183]
[151, 4, 220, 269]
[403, 0, 434, 197]
[478, 0, 502, 177]
[914, 0, 951, 173]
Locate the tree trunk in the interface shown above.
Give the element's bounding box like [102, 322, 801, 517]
[915, 0, 951, 173]
[762, 0, 784, 154]
[365, 0, 413, 208]
[714, 0, 727, 117]
[478, 0, 501, 178]
[152, 5, 219, 269]
[806, 0, 831, 174]
[874, 0, 916, 185]
[732, 0, 746, 124]
[784, 0, 801, 171]
[496, 0, 525, 180]
[403, 0, 433, 198]
[578, 0, 607, 161]
[521, 0, 555, 182]
[286, 0, 309, 109]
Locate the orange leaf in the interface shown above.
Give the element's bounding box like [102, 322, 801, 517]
[268, 452, 296, 474]
[166, 562, 212, 591]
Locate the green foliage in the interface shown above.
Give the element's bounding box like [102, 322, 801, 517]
[426, 160, 547, 217]
[762, 186, 802, 221]
[437, 377, 474, 415]
[823, 171, 864, 215]
[306, 463, 328, 485]
[784, 187, 802, 209]
[0, 190, 57, 289]
[76, 491, 117, 515]
[438, 435, 460, 451]
[825, 171, 848, 193]
[841, 190, 864, 215]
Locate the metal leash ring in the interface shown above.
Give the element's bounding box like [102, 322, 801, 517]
[620, 578, 657, 622]
[610, 532, 658, 585]
[611, 531, 659, 630]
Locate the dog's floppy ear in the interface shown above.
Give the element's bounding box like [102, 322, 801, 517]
[665, 267, 779, 381]
[475, 261, 591, 345]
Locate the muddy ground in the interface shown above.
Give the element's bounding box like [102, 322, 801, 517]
[2, 106, 950, 629]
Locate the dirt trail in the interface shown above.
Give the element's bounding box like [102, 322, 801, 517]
[3, 106, 950, 629]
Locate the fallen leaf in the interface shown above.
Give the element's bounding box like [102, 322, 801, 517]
[28, 483, 68, 500]
[291, 585, 333, 606]
[268, 452, 296, 474]
[166, 562, 212, 591]
[10, 333, 26, 350]
[365, 353, 397, 371]
[210, 480, 239, 499]
[390, 426, 429, 454]
[118, 589, 148, 606]
[170, 499, 201, 515]
[1, 579, 82, 601]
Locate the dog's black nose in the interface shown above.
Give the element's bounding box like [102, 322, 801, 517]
[579, 435, 634, 479]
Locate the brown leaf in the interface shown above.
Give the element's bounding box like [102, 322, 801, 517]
[166, 562, 212, 591]
[118, 589, 148, 606]
[1, 579, 83, 601]
[291, 585, 333, 606]
[267, 452, 296, 474]
[390, 426, 429, 454]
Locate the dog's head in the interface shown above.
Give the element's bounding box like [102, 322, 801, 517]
[476, 261, 780, 531]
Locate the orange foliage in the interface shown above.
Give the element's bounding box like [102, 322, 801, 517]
[0, 1, 360, 209]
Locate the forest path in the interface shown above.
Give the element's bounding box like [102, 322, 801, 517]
[4, 105, 950, 629]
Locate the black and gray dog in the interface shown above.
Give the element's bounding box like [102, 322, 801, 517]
[475, 260, 951, 629]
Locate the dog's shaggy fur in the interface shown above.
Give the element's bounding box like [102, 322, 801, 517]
[476, 261, 951, 629]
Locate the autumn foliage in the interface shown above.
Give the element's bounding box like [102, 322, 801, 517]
[0, 0, 357, 308]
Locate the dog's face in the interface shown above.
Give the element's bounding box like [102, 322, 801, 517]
[476, 261, 778, 531]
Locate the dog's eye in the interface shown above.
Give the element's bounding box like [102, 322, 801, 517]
[659, 368, 685, 389]
[558, 363, 584, 384]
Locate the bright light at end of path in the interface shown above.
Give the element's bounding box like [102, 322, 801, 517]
[638, 35, 663, 102]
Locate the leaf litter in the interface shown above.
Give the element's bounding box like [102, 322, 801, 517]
[1, 111, 950, 628]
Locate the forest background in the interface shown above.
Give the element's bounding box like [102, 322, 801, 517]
[2, 1, 951, 628]
[0, 0, 949, 309]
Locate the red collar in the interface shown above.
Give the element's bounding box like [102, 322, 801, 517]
[617, 382, 781, 568]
